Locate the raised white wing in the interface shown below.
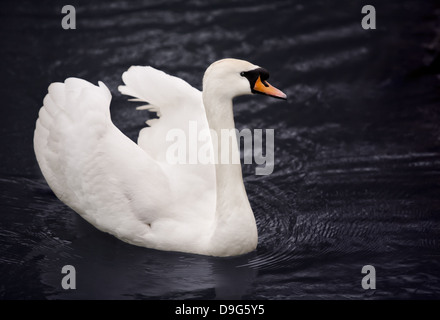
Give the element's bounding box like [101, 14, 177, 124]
[33, 78, 172, 246]
[118, 66, 209, 163]
[117, 66, 216, 218]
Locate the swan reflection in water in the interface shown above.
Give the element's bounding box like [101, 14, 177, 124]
[36, 212, 257, 299]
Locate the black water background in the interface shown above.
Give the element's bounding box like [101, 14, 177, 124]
[0, 0, 439, 299]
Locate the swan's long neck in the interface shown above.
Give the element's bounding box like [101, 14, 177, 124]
[203, 90, 258, 256]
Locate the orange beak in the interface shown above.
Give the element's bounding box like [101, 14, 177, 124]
[253, 76, 287, 100]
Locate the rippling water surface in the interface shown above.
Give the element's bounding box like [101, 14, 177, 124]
[1, 0, 440, 299]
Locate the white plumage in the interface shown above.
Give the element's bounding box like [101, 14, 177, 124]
[34, 59, 286, 256]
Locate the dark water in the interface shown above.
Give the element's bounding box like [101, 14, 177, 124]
[1, 0, 440, 299]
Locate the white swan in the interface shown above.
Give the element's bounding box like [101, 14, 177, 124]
[33, 58, 287, 257]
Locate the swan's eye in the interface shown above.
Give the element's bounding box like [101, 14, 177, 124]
[240, 72, 245, 77]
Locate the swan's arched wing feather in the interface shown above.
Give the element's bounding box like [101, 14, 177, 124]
[116, 66, 216, 221]
[118, 66, 207, 159]
[118, 66, 201, 116]
[34, 78, 170, 245]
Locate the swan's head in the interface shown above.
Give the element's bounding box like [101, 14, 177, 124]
[202, 58, 287, 101]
